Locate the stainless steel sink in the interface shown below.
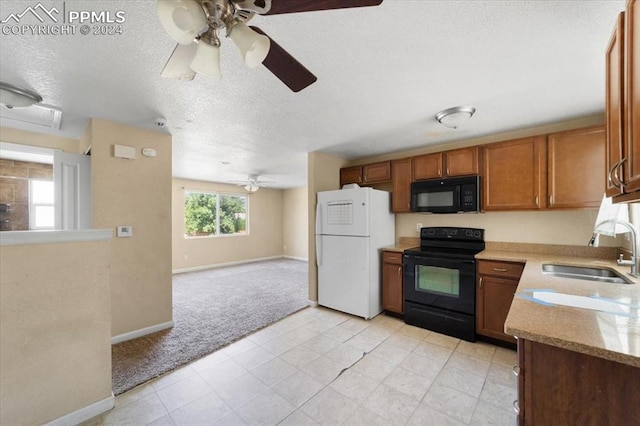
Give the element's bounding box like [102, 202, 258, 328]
[541, 263, 634, 284]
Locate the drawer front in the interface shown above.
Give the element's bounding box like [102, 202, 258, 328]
[478, 260, 525, 279]
[382, 251, 403, 265]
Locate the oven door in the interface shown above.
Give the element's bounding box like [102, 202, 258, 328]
[403, 253, 476, 315]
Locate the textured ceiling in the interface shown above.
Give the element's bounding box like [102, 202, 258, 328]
[0, 0, 627, 188]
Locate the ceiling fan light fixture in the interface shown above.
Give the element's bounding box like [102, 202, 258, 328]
[0, 82, 43, 109]
[244, 184, 259, 193]
[189, 39, 221, 78]
[229, 22, 271, 68]
[157, 0, 207, 45]
[435, 106, 476, 129]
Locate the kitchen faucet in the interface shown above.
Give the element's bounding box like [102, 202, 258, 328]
[590, 218, 640, 278]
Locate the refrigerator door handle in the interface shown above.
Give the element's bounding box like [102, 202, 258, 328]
[315, 202, 322, 235]
[315, 203, 322, 267]
[316, 236, 322, 267]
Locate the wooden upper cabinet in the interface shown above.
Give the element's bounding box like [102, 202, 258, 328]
[624, 0, 640, 193]
[363, 161, 391, 183]
[446, 146, 480, 177]
[547, 127, 606, 209]
[606, 12, 626, 198]
[391, 158, 412, 213]
[412, 153, 443, 180]
[413, 147, 480, 180]
[340, 166, 363, 187]
[483, 136, 546, 211]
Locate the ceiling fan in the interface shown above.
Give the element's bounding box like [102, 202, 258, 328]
[228, 174, 274, 192]
[156, 0, 383, 92]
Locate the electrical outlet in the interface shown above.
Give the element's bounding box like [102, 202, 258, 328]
[416, 223, 423, 232]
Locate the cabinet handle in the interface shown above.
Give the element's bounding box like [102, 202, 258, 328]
[513, 400, 520, 415]
[614, 158, 627, 190]
[608, 163, 619, 188]
[397, 267, 401, 278]
[549, 195, 553, 206]
[479, 277, 483, 288]
[512, 366, 520, 377]
[446, 167, 450, 176]
[493, 268, 508, 272]
[535, 195, 539, 207]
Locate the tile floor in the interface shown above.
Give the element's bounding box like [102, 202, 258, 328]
[86, 307, 518, 425]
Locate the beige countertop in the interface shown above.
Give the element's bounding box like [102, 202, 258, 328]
[479, 249, 640, 367]
[380, 237, 419, 253]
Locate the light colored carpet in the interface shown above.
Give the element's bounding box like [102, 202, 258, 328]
[111, 258, 308, 395]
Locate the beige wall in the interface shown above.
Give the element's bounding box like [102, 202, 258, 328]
[397, 210, 619, 247]
[0, 126, 80, 153]
[172, 178, 284, 271]
[0, 239, 112, 425]
[89, 119, 173, 337]
[283, 186, 308, 260]
[307, 152, 350, 302]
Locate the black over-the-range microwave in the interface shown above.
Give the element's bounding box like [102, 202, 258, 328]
[411, 175, 480, 213]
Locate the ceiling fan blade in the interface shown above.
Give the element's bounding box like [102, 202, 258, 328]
[161, 43, 197, 81]
[250, 26, 317, 92]
[264, 0, 382, 15]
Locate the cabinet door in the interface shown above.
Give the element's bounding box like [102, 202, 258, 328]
[547, 127, 605, 209]
[606, 12, 626, 197]
[391, 158, 412, 213]
[413, 153, 443, 180]
[340, 166, 362, 187]
[625, 0, 640, 192]
[446, 146, 480, 177]
[382, 262, 403, 314]
[363, 161, 391, 183]
[476, 275, 518, 343]
[483, 136, 546, 211]
[521, 339, 640, 425]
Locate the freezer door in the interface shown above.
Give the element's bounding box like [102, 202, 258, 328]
[316, 188, 370, 237]
[317, 235, 372, 318]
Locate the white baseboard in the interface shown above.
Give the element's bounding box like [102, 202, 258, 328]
[111, 321, 174, 344]
[284, 255, 309, 262]
[308, 300, 318, 307]
[44, 394, 114, 426]
[172, 255, 284, 274]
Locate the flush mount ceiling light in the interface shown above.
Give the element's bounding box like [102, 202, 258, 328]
[0, 82, 43, 109]
[435, 106, 476, 129]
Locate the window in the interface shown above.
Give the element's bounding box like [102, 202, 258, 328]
[29, 179, 54, 229]
[184, 191, 248, 237]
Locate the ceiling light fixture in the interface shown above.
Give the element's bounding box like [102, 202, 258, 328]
[157, 0, 270, 78]
[244, 184, 259, 193]
[435, 106, 476, 129]
[0, 82, 43, 109]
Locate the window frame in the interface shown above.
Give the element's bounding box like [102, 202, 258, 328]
[29, 179, 55, 230]
[183, 190, 249, 239]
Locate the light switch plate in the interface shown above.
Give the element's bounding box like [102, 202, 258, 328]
[117, 225, 133, 237]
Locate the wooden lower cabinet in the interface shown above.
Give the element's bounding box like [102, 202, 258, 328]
[381, 251, 403, 314]
[476, 260, 524, 344]
[517, 338, 640, 425]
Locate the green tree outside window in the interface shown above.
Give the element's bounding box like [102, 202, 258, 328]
[184, 191, 248, 237]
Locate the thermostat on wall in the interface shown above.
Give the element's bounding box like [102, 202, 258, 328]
[142, 148, 157, 157]
[117, 225, 133, 238]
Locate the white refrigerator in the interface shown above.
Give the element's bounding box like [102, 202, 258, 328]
[315, 186, 395, 319]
